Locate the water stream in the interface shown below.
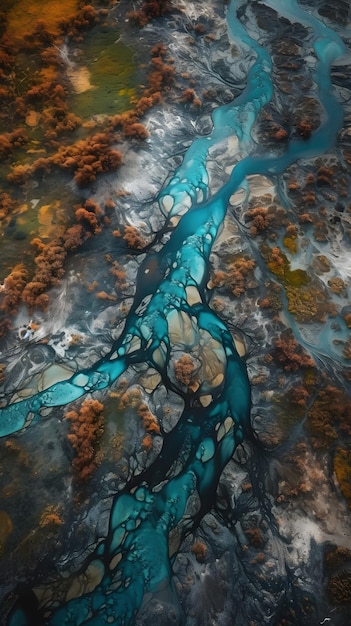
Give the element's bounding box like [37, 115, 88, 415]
[3, 0, 348, 624]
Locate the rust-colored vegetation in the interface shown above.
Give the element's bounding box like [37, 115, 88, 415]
[307, 386, 351, 450]
[328, 570, 351, 604]
[191, 541, 207, 562]
[174, 354, 199, 392]
[0, 129, 28, 159]
[209, 255, 256, 298]
[137, 403, 160, 450]
[257, 281, 282, 313]
[260, 243, 337, 322]
[244, 527, 264, 548]
[65, 398, 104, 480]
[0, 193, 17, 222]
[294, 118, 312, 139]
[60, 4, 100, 40]
[179, 88, 202, 108]
[20, 200, 102, 311]
[0, 264, 28, 316]
[286, 161, 347, 233]
[8, 133, 123, 187]
[245, 206, 272, 237]
[0, 2, 176, 316]
[112, 383, 160, 451]
[272, 329, 315, 372]
[39, 505, 63, 528]
[108, 257, 128, 293]
[127, 0, 173, 27]
[112, 225, 146, 250]
[333, 446, 351, 509]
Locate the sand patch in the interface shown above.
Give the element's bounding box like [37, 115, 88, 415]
[67, 66, 95, 94]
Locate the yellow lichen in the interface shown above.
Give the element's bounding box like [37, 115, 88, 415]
[286, 283, 335, 322]
[283, 235, 297, 254]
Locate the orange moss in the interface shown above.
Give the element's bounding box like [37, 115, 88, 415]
[65, 398, 104, 480]
[113, 385, 160, 449]
[273, 329, 315, 372]
[142, 433, 153, 450]
[180, 88, 201, 107]
[328, 570, 351, 604]
[174, 354, 199, 392]
[317, 165, 334, 187]
[137, 403, 160, 435]
[25, 81, 66, 105]
[343, 313, 351, 328]
[148, 53, 175, 91]
[20, 205, 96, 311]
[4, 439, 30, 466]
[40, 46, 66, 68]
[258, 281, 282, 313]
[0, 21, 179, 322]
[244, 527, 264, 548]
[246, 206, 271, 237]
[6, 1, 79, 43]
[295, 118, 312, 139]
[299, 212, 313, 224]
[210, 255, 256, 298]
[22, 241, 66, 310]
[108, 259, 128, 292]
[42, 105, 81, 140]
[8, 133, 123, 188]
[301, 190, 317, 206]
[96, 291, 116, 301]
[274, 127, 288, 141]
[288, 180, 300, 191]
[118, 385, 142, 410]
[0, 264, 28, 315]
[75, 201, 102, 235]
[266, 246, 286, 278]
[62, 223, 87, 251]
[127, 0, 173, 26]
[112, 224, 146, 250]
[191, 541, 207, 562]
[289, 385, 310, 408]
[308, 387, 351, 449]
[39, 505, 63, 528]
[60, 4, 100, 40]
[0, 129, 27, 159]
[328, 277, 346, 296]
[108, 112, 149, 140]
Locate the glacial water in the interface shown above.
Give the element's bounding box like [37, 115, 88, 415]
[3, 0, 348, 624]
